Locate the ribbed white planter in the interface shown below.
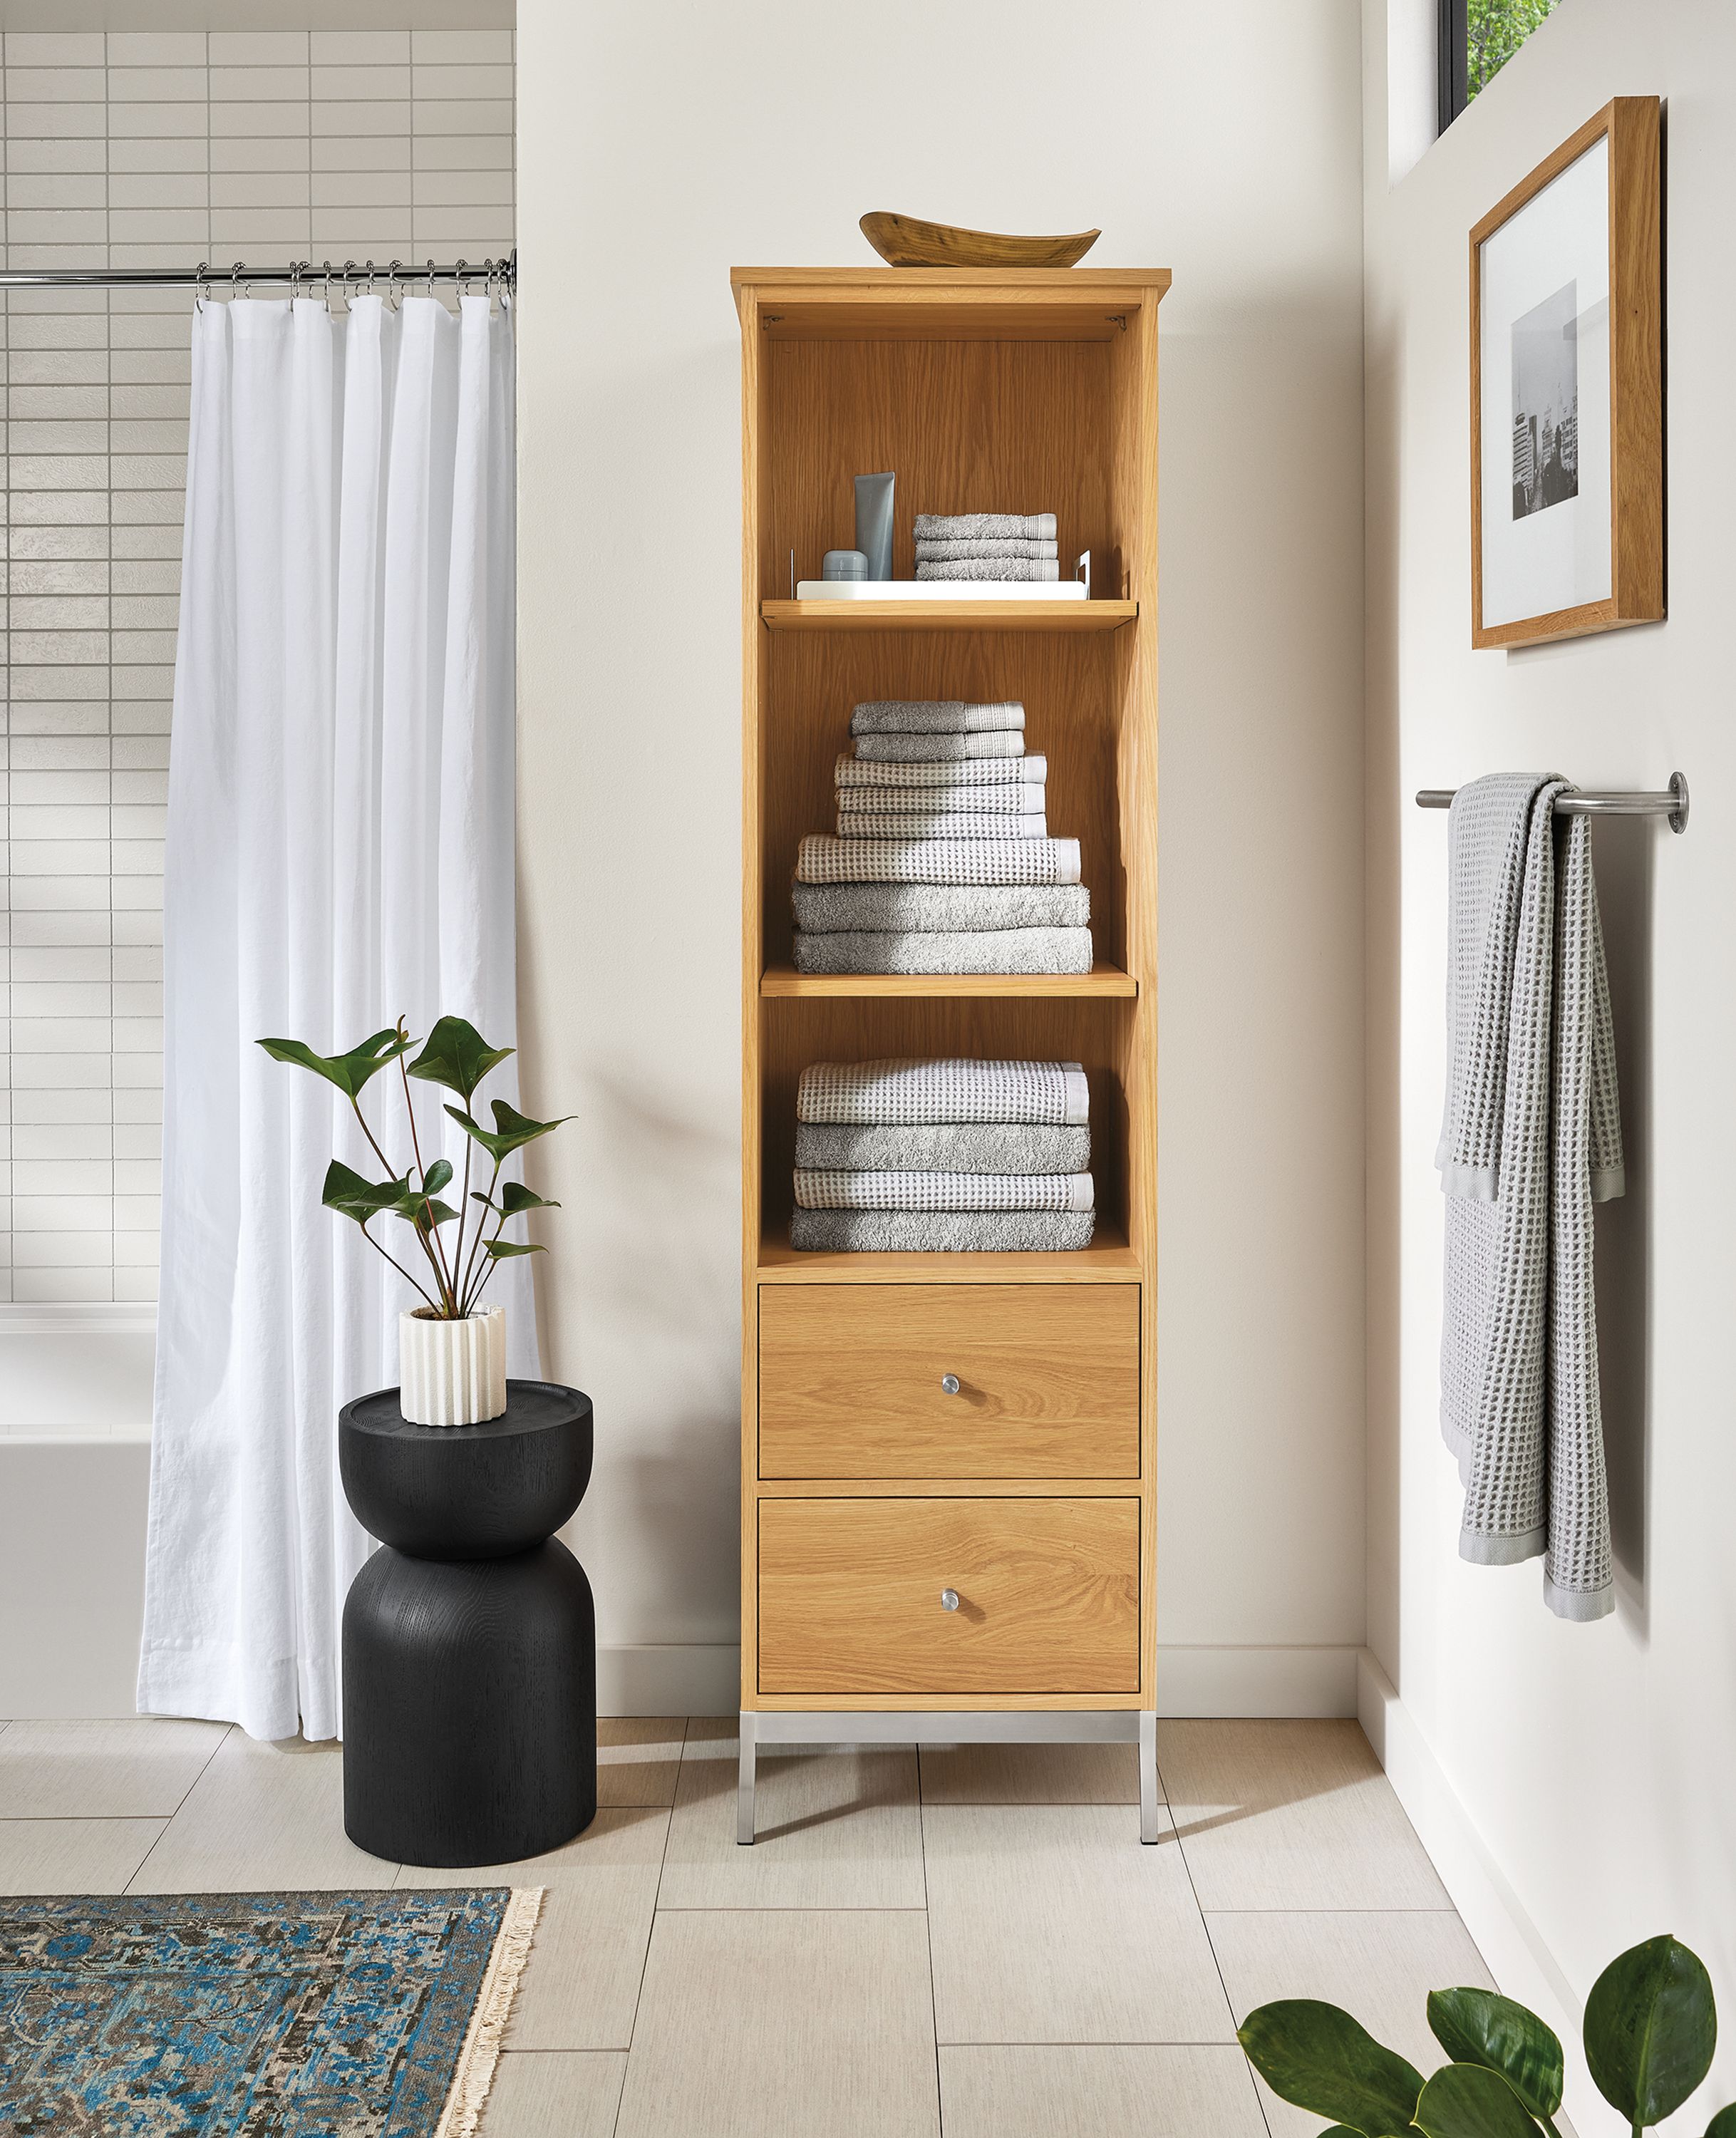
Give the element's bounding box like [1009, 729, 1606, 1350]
[399, 1306, 507, 1427]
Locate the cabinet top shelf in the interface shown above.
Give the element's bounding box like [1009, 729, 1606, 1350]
[763, 599, 1137, 634]
[732, 265, 1170, 343]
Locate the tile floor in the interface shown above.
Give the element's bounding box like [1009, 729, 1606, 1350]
[0, 1713, 1497, 2137]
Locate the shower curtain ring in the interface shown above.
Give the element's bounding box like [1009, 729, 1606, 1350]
[230, 260, 244, 301]
[195, 260, 209, 310]
[386, 259, 402, 309]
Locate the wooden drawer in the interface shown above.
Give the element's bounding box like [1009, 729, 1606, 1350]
[758, 1497, 1140, 1695]
[758, 1284, 1140, 1479]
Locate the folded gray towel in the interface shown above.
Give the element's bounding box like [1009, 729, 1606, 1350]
[795, 1168, 1094, 1212]
[835, 812, 1048, 841]
[851, 700, 1025, 735]
[792, 926, 1092, 975]
[838, 782, 1045, 817]
[914, 538, 1060, 562]
[914, 512, 1058, 542]
[854, 731, 1025, 763]
[798, 1057, 1090, 1127]
[795, 1120, 1090, 1174]
[837, 751, 1047, 790]
[792, 881, 1090, 935]
[915, 559, 1062, 582]
[790, 1207, 1095, 1252]
[795, 835, 1080, 886]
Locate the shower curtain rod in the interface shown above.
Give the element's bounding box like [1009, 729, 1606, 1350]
[0, 252, 515, 295]
[1416, 772, 1689, 832]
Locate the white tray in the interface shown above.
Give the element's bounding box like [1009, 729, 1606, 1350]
[794, 579, 1085, 601]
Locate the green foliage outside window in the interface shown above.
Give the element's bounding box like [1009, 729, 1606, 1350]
[1468, 0, 1563, 100]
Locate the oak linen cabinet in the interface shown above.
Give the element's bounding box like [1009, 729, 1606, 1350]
[733, 264, 1166, 1842]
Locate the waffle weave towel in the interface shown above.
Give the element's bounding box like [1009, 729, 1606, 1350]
[851, 700, 1024, 735]
[915, 559, 1060, 582]
[797, 1058, 1089, 1127]
[1438, 773, 1624, 1623]
[794, 1121, 1090, 1174]
[837, 783, 1045, 817]
[795, 835, 1079, 886]
[792, 882, 1089, 935]
[837, 753, 1045, 789]
[854, 731, 1025, 763]
[790, 1208, 1094, 1252]
[795, 1168, 1094, 1213]
[792, 925, 1090, 975]
[914, 512, 1057, 541]
[835, 812, 1048, 842]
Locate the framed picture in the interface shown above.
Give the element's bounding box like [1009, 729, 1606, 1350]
[1470, 95, 1663, 649]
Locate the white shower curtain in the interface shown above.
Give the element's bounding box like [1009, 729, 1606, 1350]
[139, 291, 534, 1742]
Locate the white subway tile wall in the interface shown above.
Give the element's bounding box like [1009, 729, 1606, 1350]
[1, 29, 515, 1302]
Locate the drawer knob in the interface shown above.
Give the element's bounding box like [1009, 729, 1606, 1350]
[940, 1373, 961, 1395]
[940, 1588, 960, 1612]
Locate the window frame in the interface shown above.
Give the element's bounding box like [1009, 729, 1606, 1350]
[1438, 0, 1471, 132]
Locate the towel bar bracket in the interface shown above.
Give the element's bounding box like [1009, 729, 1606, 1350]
[1416, 770, 1688, 833]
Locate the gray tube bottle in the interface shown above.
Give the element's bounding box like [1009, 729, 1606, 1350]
[854, 472, 894, 583]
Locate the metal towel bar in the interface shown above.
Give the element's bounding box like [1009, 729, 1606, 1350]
[1416, 771, 1688, 833]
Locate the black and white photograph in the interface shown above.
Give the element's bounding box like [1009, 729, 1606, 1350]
[1511, 279, 1579, 519]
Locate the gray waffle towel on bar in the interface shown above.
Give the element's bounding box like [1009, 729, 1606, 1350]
[915, 537, 1059, 562]
[792, 926, 1091, 976]
[798, 1058, 1089, 1126]
[792, 881, 1089, 935]
[837, 783, 1045, 817]
[794, 1168, 1095, 1213]
[914, 512, 1058, 541]
[915, 559, 1061, 582]
[854, 732, 1025, 763]
[1438, 772, 1624, 1623]
[835, 812, 1048, 842]
[851, 700, 1024, 735]
[837, 753, 1045, 789]
[795, 1121, 1090, 1175]
[795, 834, 1080, 886]
[790, 1208, 1095, 1253]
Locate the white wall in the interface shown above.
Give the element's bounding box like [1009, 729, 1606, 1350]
[516, 0, 1370, 1712]
[1364, 0, 1736, 2124]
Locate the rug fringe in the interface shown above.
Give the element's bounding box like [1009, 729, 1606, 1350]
[433, 1886, 544, 2138]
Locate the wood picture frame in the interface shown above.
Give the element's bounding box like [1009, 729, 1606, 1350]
[1470, 95, 1662, 649]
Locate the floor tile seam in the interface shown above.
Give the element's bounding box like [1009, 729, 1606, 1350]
[112, 1814, 176, 1896]
[649, 1902, 931, 1913]
[916, 1775, 943, 2135]
[619, 1785, 680, 2090]
[1158, 1801, 1250, 2077]
[0, 1811, 190, 1824]
[165, 1720, 234, 1820]
[935, 2037, 1257, 2050]
[1199, 1904, 1467, 1916]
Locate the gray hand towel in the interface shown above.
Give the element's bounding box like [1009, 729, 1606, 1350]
[854, 732, 1026, 763]
[797, 1057, 1089, 1127]
[1438, 773, 1624, 1622]
[837, 752, 1046, 790]
[790, 1207, 1095, 1252]
[915, 559, 1061, 582]
[838, 783, 1045, 817]
[792, 881, 1090, 935]
[795, 834, 1080, 886]
[835, 812, 1048, 841]
[795, 1121, 1090, 1174]
[914, 538, 1060, 562]
[792, 926, 1092, 976]
[851, 700, 1025, 735]
[914, 512, 1058, 541]
[795, 1168, 1094, 1213]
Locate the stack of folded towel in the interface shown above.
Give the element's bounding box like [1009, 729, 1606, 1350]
[791, 1057, 1095, 1252]
[792, 698, 1093, 976]
[914, 511, 1059, 582]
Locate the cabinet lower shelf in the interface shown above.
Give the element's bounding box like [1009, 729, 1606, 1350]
[756, 1222, 1137, 1284]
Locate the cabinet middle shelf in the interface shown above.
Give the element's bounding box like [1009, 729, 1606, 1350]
[759, 961, 1137, 999]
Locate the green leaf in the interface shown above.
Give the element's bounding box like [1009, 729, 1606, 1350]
[407, 1015, 513, 1100]
[484, 1239, 546, 1259]
[259, 1026, 410, 1098]
[1429, 1989, 1564, 2119]
[406, 1197, 459, 1230]
[1238, 2001, 1425, 2136]
[1412, 2063, 1542, 2137]
[421, 1157, 453, 1197]
[500, 1179, 559, 1215]
[321, 1160, 413, 1225]
[445, 1098, 574, 1165]
[1585, 1936, 1717, 2129]
[1704, 2105, 1736, 2135]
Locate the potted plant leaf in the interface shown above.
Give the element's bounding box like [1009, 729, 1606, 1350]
[1236, 1931, 1734, 2137]
[259, 1016, 569, 1425]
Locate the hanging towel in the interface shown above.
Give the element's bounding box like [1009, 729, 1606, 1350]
[854, 731, 1026, 763]
[915, 558, 1061, 582]
[837, 783, 1045, 817]
[795, 834, 1080, 885]
[914, 512, 1057, 541]
[795, 1168, 1095, 1213]
[1437, 773, 1624, 1622]
[915, 537, 1059, 562]
[851, 700, 1025, 735]
[795, 1121, 1090, 1175]
[835, 812, 1048, 842]
[791, 1208, 1094, 1252]
[792, 881, 1089, 935]
[792, 925, 1091, 976]
[798, 1058, 1090, 1127]
[837, 753, 1046, 790]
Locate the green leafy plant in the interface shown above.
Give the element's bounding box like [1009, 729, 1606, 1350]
[258, 1014, 569, 1319]
[1467, 0, 1561, 102]
[1238, 1934, 1727, 2137]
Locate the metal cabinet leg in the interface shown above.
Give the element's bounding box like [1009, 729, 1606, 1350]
[1139, 1710, 1159, 1844]
[736, 1712, 757, 1844]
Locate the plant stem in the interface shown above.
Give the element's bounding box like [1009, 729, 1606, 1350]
[398, 1052, 458, 1313]
[455, 1136, 474, 1309]
[358, 1222, 440, 1312]
[457, 1155, 504, 1314]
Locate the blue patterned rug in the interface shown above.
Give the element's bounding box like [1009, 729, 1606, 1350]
[0, 1885, 542, 2137]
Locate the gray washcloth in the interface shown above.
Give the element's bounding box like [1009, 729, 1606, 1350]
[838, 783, 1045, 817]
[795, 1120, 1090, 1174]
[916, 559, 1062, 582]
[795, 1168, 1093, 1213]
[790, 1207, 1095, 1252]
[835, 812, 1048, 841]
[837, 752, 1045, 789]
[854, 731, 1025, 763]
[792, 881, 1090, 935]
[795, 835, 1080, 886]
[914, 512, 1058, 542]
[915, 539, 1060, 562]
[1438, 773, 1624, 1623]
[792, 926, 1092, 976]
[852, 700, 1024, 735]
